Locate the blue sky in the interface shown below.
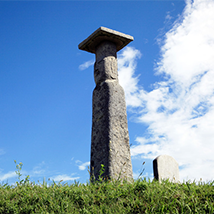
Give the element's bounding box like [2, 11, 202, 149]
[1, 0, 214, 185]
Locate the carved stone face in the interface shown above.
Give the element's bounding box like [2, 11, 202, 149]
[94, 41, 118, 85]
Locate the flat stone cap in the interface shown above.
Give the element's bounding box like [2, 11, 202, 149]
[78, 27, 134, 54]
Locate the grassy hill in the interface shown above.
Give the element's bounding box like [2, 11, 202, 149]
[0, 162, 214, 213]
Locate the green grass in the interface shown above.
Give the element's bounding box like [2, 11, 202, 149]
[0, 162, 214, 213]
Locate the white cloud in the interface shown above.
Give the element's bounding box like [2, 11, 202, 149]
[31, 161, 46, 176]
[75, 160, 90, 171]
[51, 174, 80, 182]
[32, 169, 45, 175]
[79, 59, 94, 70]
[0, 171, 16, 181]
[118, 0, 214, 182]
[118, 47, 142, 107]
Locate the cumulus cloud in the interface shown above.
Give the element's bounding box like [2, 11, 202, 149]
[79, 60, 94, 70]
[75, 160, 90, 171]
[118, 0, 214, 182]
[118, 47, 142, 107]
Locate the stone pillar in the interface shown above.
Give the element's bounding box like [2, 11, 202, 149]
[78, 27, 133, 181]
[153, 155, 180, 183]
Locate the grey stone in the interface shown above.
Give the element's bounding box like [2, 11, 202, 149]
[78, 27, 133, 181]
[78, 26, 134, 54]
[153, 155, 180, 183]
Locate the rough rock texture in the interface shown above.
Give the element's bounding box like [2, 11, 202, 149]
[78, 27, 133, 182]
[78, 26, 134, 53]
[91, 41, 133, 181]
[153, 155, 180, 183]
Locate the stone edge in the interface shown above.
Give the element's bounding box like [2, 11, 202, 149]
[78, 26, 134, 53]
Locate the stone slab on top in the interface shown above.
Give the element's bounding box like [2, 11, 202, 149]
[78, 27, 134, 54]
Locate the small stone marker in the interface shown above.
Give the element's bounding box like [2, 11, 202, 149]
[153, 155, 180, 183]
[78, 27, 133, 181]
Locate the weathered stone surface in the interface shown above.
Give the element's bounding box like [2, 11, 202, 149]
[78, 26, 134, 53]
[153, 155, 180, 183]
[78, 27, 133, 181]
[94, 41, 118, 85]
[91, 80, 132, 180]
